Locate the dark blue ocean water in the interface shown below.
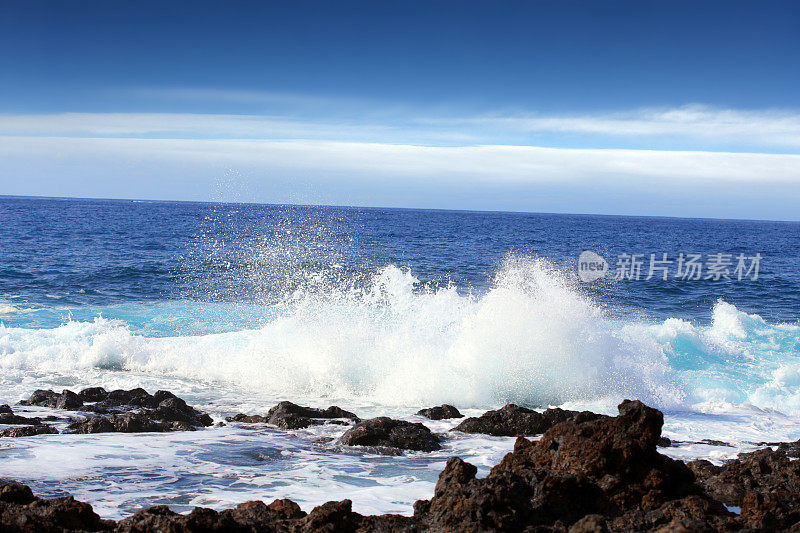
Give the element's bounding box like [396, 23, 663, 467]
[1, 196, 798, 332]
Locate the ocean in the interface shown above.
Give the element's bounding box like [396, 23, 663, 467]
[1, 195, 799, 518]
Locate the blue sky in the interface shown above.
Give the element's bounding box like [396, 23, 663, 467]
[1, 1, 799, 219]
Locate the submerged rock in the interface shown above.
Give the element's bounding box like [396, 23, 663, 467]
[416, 404, 463, 420]
[339, 416, 441, 452]
[453, 403, 606, 437]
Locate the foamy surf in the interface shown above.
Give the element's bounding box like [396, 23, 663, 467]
[1, 258, 798, 417]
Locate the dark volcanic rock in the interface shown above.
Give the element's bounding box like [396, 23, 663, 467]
[77, 387, 108, 403]
[416, 404, 463, 420]
[87, 388, 158, 412]
[0, 405, 12, 414]
[453, 403, 606, 437]
[0, 412, 43, 426]
[265, 401, 360, 429]
[68, 413, 174, 434]
[56, 390, 83, 410]
[690, 446, 800, 530]
[225, 413, 268, 423]
[0, 425, 58, 438]
[225, 401, 360, 430]
[11, 398, 800, 531]
[0, 483, 112, 532]
[15, 388, 217, 434]
[775, 438, 800, 458]
[113, 497, 411, 532]
[415, 400, 729, 531]
[19, 390, 62, 408]
[339, 416, 441, 452]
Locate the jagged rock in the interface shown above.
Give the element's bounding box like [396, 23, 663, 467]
[0, 405, 12, 414]
[225, 402, 359, 430]
[686, 459, 720, 481]
[0, 425, 58, 438]
[416, 404, 463, 420]
[86, 388, 157, 412]
[0, 483, 112, 532]
[690, 446, 800, 530]
[453, 403, 606, 437]
[10, 398, 800, 531]
[697, 439, 733, 448]
[776, 438, 800, 458]
[415, 400, 728, 531]
[339, 417, 441, 452]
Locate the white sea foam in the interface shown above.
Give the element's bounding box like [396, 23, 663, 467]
[1, 257, 799, 416]
[0, 258, 686, 410]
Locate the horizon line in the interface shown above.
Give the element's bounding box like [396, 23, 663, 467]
[2, 193, 797, 224]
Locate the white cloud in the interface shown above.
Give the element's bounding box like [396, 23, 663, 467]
[1, 106, 798, 218]
[428, 105, 800, 150]
[1, 105, 799, 150]
[1, 135, 798, 185]
[1, 135, 798, 219]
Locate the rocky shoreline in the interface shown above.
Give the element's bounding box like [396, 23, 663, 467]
[2, 392, 800, 531]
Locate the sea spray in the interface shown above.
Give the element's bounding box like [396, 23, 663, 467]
[0, 257, 695, 409]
